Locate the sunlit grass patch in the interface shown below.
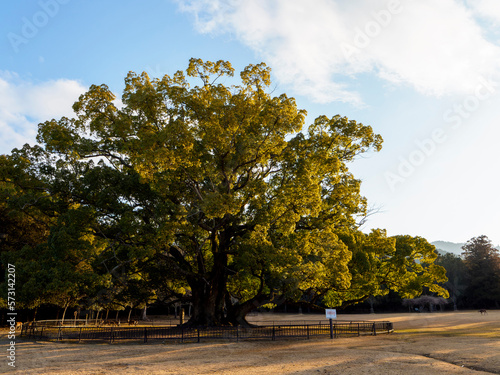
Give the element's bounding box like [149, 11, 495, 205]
[397, 327, 500, 338]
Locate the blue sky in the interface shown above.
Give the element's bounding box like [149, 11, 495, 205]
[2, 0, 500, 246]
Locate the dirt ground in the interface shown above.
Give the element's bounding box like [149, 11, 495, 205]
[1, 310, 499, 374]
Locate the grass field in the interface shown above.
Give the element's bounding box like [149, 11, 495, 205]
[1, 310, 499, 374]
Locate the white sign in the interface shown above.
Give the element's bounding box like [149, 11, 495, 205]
[325, 309, 337, 319]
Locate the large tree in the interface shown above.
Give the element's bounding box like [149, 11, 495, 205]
[461, 235, 500, 308]
[3, 59, 447, 326]
[436, 252, 467, 310]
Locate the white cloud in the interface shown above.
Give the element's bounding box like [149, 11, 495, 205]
[469, 0, 500, 25]
[0, 72, 87, 155]
[177, 0, 500, 104]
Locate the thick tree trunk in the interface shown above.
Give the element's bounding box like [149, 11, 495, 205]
[188, 281, 225, 326]
[187, 253, 229, 326]
[187, 250, 284, 327]
[226, 303, 256, 327]
[226, 294, 286, 327]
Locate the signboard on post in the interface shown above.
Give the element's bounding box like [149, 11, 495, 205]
[326, 309, 337, 339]
[325, 309, 337, 319]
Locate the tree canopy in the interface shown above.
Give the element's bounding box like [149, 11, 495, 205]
[0, 59, 448, 325]
[461, 235, 500, 308]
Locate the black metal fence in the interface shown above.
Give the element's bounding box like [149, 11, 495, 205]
[20, 320, 393, 344]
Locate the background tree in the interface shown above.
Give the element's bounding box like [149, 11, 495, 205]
[328, 231, 448, 309]
[4, 58, 448, 326]
[0, 152, 53, 262]
[402, 295, 447, 312]
[0, 151, 53, 314]
[0, 148, 108, 319]
[461, 235, 500, 308]
[435, 252, 467, 310]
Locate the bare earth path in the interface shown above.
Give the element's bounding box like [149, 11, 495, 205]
[1, 311, 499, 374]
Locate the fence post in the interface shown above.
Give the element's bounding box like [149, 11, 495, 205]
[144, 327, 147, 343]
[306, 325, 309, 340]
[372, 323, 376, 336]
[236, 326, 239, 342]
[357, 323, 360, 337]
[109, 327, 113, 344]
[181, 325, 184, 343]
[272, 324, 275, 341]
[40, 327, 44, 340]
[79, 327, 82, 343]
[329, 319, 333, 339]
[58, 326, 62, 341]
[197, 327, 200, 343]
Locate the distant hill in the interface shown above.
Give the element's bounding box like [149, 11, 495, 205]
[431, 241, 465, 256]
[432, 240, 500, 256]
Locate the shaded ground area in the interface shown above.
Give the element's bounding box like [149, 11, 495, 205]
[1, 311, 499, 374]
